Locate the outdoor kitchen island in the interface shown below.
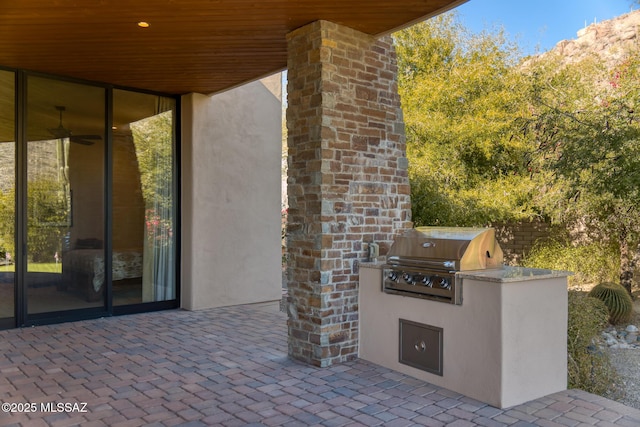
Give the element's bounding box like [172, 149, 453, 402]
[359, 261, 571, 409]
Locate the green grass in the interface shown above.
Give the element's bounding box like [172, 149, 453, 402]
[0, 262, 62, 273]
[30, 263, 62, 273]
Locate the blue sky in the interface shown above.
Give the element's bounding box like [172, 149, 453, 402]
[454, 0, 636, 55]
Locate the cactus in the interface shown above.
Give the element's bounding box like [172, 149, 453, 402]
[588, 282, 633, 325]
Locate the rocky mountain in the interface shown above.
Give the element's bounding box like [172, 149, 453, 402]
[547, 9, 639, 66]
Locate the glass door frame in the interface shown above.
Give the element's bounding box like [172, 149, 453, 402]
[4, 69, 180, 328]
[0, 67, 16, 329]
[17, 71, 110, 326]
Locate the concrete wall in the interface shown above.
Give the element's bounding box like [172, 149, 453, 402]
[181, 74, 283, 310]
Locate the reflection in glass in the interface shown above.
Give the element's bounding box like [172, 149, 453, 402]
[113, 90, 175, 306]
[0, 70, 15, 324]
[0, 71, 177, 325]
[26, 76, 105, 314]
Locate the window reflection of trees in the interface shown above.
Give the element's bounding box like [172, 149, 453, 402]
[132, 111, 174, 248]
[131, 108, 175, 302]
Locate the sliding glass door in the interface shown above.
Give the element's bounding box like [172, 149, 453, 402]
[0, 69, 179, 328]
[0, 70, 15, 328]
[112, 90, 176, 307]
[25, 77, 106, 315]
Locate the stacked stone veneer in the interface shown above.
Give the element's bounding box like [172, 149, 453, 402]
[286, 20, 412, 367]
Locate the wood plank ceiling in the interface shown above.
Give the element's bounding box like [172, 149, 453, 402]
[0, 0, 466, 95]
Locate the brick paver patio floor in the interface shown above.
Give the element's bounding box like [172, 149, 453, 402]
[1, 303, 640, 426]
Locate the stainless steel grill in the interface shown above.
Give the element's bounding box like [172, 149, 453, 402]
[382, 227, 503, 304]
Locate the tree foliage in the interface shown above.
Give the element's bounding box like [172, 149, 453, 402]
[396, 12, 640, 292]
[131, 111, 175, 246]
[395, 13, 543, 227]
[0, 179, 70, 263]
[0, 187, 14, 257]
[522, 51, 640, 292]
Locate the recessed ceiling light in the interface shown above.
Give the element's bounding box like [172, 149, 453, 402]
[137, 21, 150, 28]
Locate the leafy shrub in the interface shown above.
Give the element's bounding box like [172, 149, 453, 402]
[567, 291, 621, 397]
[588, 282, 633, 325]
[522, 239, 618, 289]
[409, 173, 541, 228]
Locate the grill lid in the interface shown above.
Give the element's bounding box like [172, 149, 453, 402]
[387, 226, 504, 271]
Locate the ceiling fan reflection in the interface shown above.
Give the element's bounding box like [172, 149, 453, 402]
[47, 105, 102, 145]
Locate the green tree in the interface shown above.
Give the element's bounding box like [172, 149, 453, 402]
[27, 179, 68, 262]
[395, 13, 543, 227]
[131, 111, 174, 246]
[521, 51, 640, 293]
[0, 187, 15, 257]
[395, 12, 640, 294]
[0, 179, 69, 263]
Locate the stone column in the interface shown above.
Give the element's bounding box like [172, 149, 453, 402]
[286, 20, 411, 367]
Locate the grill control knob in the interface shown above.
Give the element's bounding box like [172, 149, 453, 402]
[388, 271, 399, 282]
[402, 273, 414, 285]
[438, 277, 451, 290]
[422, 276, 433, 287]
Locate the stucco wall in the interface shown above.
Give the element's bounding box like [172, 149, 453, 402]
[359, 264, 568, 408]
[181, 74, 283, 310]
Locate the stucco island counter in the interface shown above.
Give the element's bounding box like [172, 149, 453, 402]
[359, 262, 571, 409]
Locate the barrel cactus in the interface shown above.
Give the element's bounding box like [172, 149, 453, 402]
[588, 282, 633, 325]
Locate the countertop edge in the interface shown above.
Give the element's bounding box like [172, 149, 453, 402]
[359, 259, 387, 269]
[359, 262, 571, 283]
[458, 266, 573, 283]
